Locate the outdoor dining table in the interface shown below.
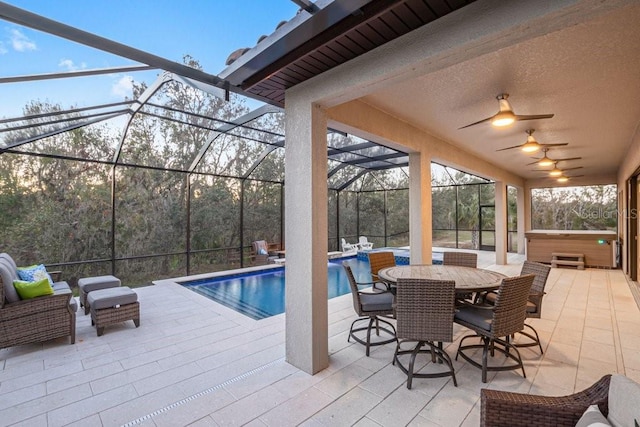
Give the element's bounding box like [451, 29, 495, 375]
[378, 264, 505, 294]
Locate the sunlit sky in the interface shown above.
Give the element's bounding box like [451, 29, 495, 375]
[0, 0, 300, 118]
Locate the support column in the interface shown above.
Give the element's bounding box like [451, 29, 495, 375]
[495, 181, 507, 265]
[524, 184, 532, 258]
[409, 152, 432, 264]
[284, 99, 329, 374]
[516, 186, 525, 255]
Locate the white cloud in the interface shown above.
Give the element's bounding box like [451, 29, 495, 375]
[58, 59, 88, 71]
[0, 41, 7, 55]
[58, 59, 77, 71]
[111, 75, 133, 98]
[10, 28, 36, 52]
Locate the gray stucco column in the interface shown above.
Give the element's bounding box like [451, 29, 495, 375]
[517, 186, 526, 254]
[284, 99, 329, 374]
[409, 152, 432, 264]
[494, 181, 508, 264]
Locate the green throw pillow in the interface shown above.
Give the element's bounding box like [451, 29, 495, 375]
[13, 278, 54, 299]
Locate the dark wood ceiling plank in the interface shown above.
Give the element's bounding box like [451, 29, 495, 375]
[241, 0, 477, 105]
[425, 0, 453, 16]
[356, 23, 387, 45]
[301, 54, 333, 73]
[380, 9, 412, 33]
[323, 39, 356, 59]
[367, 17, 400, 40]
[311, 47, 342, 67]
[404, 0, 438, 21]
[297, 57, 327, 74]
[241, 0, 408, 91]
[346, 29, 378, 51]
[391, 3, 424, 28]
[334, 35, 368, 56]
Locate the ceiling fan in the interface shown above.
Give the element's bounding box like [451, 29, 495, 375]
[532, 162, 583, 177]
[526, 148, 582, 167]
[557, 174, 584, 183]
[496, 129, 568, 152]
[459, 93, 554, 129]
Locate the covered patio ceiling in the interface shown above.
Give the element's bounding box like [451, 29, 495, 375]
[221, 0, 640, 185]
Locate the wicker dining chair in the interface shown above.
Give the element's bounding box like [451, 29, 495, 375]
[343, 262, 397, 356]
[442, 251, 477, 268]
[368, 251, 396, 282]
[454, 274, 535, 383]
[393, 278, 457, 389]
[443, 251, 477, 301]
[484, 260, 551, 354]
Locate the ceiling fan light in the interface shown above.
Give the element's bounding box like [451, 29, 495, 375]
[522, 142, 541, 153]
[549, 168, 563, 176]
[538, 158, 554, 167]
[491, 111, 516, 127]
[557, 176, 569, 183]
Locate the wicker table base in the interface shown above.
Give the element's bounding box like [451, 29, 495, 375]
[90, 302, 140, 336]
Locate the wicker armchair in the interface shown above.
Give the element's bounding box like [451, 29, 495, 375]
[454, 274, 535, 383]
[0, 254, 76, 349]
[481, 374, 611, 427]
[251, 240, 278, 265]
[343, 262, 396, 356]
[393, 278, 457, 389]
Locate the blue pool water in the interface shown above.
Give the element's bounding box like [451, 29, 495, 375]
[181, 257, 373, 320]
[181, 250, 443, 320]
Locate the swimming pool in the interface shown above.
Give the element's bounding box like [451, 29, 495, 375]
[181, 257, 373, 320]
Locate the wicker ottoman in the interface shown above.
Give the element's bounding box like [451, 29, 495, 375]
[78, 275, 121, 315]
[87, 286, 139, 336]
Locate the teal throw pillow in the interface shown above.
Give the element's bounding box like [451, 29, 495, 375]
[13, 278, 54, 300]
[17, 264, 53, 285]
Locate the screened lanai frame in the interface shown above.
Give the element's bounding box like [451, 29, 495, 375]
[1, 57, 414, 284]
[0, 1, 517, 286]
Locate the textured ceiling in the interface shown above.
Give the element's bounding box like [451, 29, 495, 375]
[361, 3, 640, 183]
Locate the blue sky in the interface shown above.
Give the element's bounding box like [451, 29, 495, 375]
[0, 0, 299, 118]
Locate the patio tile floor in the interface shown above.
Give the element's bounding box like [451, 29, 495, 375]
[1, 251, 639, 426]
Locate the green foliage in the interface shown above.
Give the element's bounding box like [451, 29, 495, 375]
[531, 185, 617, 230]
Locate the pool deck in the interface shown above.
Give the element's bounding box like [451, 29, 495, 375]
[1, 250, 640, 426]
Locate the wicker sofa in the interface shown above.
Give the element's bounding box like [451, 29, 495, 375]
[0, 253, 76, 350]
[481, 374, 640, 426]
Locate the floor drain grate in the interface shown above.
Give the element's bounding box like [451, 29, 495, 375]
[121, 358, 283, 427]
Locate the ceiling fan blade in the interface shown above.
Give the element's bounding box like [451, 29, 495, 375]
[563, 166, 583, 171]
[496, 144, 525, 152]
[458, 117, 492, 129]
[539, 143, 568, 148]
[515, 114, 555, 121]
[555, 157, 582, 162]
[526, 160, 542, 166]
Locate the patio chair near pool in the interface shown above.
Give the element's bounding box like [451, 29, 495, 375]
[251, 240, 278, 265]
[358, 236, 374, 250]
[341, 238, 358, 254]
[343, 262, 396, 357]
[368, 251, 396, 292]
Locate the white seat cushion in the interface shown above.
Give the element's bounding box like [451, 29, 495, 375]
[607, 374, 640, 427]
